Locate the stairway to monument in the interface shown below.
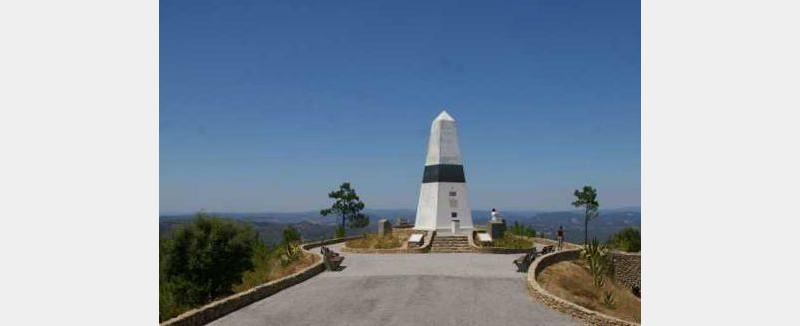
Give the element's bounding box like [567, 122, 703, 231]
[430, 235, 473, 253]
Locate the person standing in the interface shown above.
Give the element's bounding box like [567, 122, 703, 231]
[557, 225, 565, 251]
[490, 208, 499, 222]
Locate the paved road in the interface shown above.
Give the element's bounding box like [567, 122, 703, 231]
[211, 244, 579, 326]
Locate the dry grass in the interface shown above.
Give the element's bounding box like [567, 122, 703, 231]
[269, 251, 318, 280]
[232, 251, 318, 292]
[537, 260, 640, 323]
[481, 233, 534, 249]
[345, 229, 417, 249]
[529, 237, 580, 250]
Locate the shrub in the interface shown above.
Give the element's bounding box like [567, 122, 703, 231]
[607, 227, 640, 252]
[160, 214, 258, 318]
[235, 241, 273, 292]
[335, 225, 346, 238]
[159, 276, 188, 320]
[602, 290, 616, 309]
[283, 225, 301, 244]
[280, 226, 302, 266]
[581, 237, 610, 288]
[510, 221, 537, 237]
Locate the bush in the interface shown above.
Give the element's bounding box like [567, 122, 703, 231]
[607, 227, 640, 252]
[509, 221, 537, 237]
[581, 238, 611, 288]
[280, 226, 302, 266]
[335, 225, 346, 238]
[283, 225, 301, 244]
[159, 276, 188, 320]
[235, 241, 273, 292]
[602, 290, 616, 309]
[160, 214, 258, 320]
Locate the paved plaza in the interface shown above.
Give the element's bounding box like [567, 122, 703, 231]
[211, 244, 578, 326]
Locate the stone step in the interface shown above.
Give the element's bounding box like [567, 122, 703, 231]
[430, 249, 474, 253]
[430, 234, 472, 252]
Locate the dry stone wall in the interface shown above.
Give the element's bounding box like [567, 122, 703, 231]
[527, 250, 640, 326]
[611, 251, 641, 293]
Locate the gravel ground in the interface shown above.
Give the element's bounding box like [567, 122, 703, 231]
[211, 243, 579, 326]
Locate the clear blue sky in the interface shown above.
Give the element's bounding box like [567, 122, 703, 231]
[160, 0, 640, 214]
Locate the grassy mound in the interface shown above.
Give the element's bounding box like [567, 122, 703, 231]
[345, 229, 415, 249]
[480, 233, 534, 249]
[537, 260, 640, 323]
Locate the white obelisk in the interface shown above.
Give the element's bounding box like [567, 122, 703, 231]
[413, 110, 474, 232]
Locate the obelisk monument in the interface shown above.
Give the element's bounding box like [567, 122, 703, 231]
[413, 111, 474, 232]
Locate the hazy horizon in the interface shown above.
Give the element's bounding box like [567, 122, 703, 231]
[159, 206, 641, 216]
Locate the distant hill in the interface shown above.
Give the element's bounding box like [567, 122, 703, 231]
[159, 215, 344, 245]
[160, 207, 639, 245]
[505, 210, 641, 243]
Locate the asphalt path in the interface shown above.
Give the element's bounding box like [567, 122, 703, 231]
[211, 243, 579, 326]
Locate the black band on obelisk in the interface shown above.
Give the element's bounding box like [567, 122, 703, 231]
[422, 164, 466, 183]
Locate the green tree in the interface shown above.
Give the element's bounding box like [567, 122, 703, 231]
[572, 185, 599, 245]
[160, 213, 258, 309]
[320, 182, 369, 237]
[282, 225, 301, 244]
[608, 227, 641, 252]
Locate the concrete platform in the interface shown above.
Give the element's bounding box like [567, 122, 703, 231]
[210, 243, 579, 326]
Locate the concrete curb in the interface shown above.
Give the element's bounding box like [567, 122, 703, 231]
[526, 250, 639, 326]
[160, 236, 361, 326]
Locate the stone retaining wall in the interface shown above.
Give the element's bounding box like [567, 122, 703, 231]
[160, 236, 362, 326]
[341, 231, 434, 254]
[611, 251, 641, 293]
[527, 250, 639, 326]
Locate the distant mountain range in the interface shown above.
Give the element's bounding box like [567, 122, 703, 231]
[160, 207, 640, 245]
